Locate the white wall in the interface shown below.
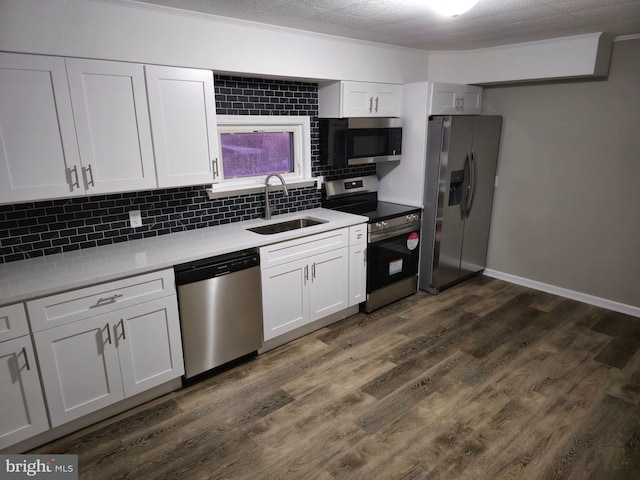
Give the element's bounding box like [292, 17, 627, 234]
[0, 0, 429, 83]
[482, 39, 640, 313]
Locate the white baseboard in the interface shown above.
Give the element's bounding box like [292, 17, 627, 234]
[483, 269, 640, 318]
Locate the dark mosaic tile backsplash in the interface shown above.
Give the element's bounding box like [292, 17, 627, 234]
[0, 74, 376, 264]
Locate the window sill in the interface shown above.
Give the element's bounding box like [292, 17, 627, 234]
[205, 177, 319, 200]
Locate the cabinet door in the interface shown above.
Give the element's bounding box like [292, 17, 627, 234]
[34, 316, 123, 427]
[309, 248, 349, 322]
[0, 53, 82, 204]
[116, 296, 184, 397]
[0, 336, 49, 449]
[371, 84, 402, 117]
[459, 86, 482, 114]
[341, 82, 376, 117]
[428, 82, 459, 115]
[348, 244, 367, 307]
[261, 259, 309, 341]
[146, 65, 218, 188]
[66, 59, 156, 194]
[341, 82, 401, 117]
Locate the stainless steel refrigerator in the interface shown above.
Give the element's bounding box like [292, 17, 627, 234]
[419, 115, 502, 293]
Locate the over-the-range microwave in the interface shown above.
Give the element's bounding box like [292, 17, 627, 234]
[319, 117, 402, 166]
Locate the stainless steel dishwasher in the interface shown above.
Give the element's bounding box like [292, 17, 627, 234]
[175, 248, 262, 379]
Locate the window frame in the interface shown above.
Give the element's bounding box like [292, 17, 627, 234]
[207, 115, 313, 198]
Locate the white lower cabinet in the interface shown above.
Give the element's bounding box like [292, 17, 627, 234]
[348, 224, 367, 307]
[261, 259, 308, 339]
[308, 249, 349, 322]
[34, 314, 123, 427]
[0, 335, 49, 450]
[118, 298, 183, 397]
[260, 229, 350, 341]
[34, 295, 183, 428]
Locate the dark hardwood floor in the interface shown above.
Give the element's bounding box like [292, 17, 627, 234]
[32, 276, 640, 479]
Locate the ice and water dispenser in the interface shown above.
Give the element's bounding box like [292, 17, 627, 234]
[448, 170, 466, 206]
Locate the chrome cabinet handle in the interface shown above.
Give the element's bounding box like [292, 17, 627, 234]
[304, 265, 308, 285]
[374, 96, 379, 113]
[105, 323, 112, 345]
[118, 318, 126, 340]
[21, 347, 31, 371]
[212, 157, 219, 180]
[312, 262, 316, 281]
[82, 164, 95, 189]
[460, 97, 464, 111]
[369, 97, 373, 113]
[94, 293, 123, 307]
[66, 166, 80, 190]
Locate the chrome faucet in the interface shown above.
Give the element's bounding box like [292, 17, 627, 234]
[264, 174, 289, 220]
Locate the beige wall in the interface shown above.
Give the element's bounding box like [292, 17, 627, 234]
[482, 39, 640, 309]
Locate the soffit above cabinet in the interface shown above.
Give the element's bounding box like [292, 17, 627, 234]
[132, 0, 640, 51]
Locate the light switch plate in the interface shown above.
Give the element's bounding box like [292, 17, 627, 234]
[129, 210, 142, 228]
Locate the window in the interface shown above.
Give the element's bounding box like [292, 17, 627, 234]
[208, 115, 313, 197]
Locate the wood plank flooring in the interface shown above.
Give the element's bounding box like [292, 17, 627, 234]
[31, 276, 640, 479]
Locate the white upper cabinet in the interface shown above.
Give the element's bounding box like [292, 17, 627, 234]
[0, 53, 82, 204]
[1, 54, 221, 205]
[145, 65, 219, 188]
[428, 82, 483, 115]
[319, 81, 402, 118]
[65, 59, 157, 194]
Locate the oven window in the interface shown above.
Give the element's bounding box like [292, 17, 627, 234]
[367, 231, 420, 292]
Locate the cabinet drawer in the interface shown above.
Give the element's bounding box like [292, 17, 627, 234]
[260, 229, 348, 269]
[349, 224, 367, 246]
[27, 269, 176, 332]
[0, 303, 29, 343]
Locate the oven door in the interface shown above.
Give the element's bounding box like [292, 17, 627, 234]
[367, 225, 420, 293]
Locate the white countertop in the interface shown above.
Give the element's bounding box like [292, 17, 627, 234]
[0, 208, 368, 305]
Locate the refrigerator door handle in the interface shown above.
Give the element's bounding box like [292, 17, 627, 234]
[461, 152, 471, 220]
[466, 151, 478, 218]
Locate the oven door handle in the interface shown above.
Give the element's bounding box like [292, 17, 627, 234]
[369, 223, 421, 243]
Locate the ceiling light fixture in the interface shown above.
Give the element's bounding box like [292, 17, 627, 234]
[426, 0, 479, 17]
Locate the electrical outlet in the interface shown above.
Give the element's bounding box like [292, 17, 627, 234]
[129, 210, 142, 228]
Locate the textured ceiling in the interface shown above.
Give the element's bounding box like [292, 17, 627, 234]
[132, 0, 640, 50]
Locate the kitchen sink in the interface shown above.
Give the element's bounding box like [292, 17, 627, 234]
[247, 217, 328, 235]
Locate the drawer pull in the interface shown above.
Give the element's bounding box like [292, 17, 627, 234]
[94, 294, 123, 307]
[21, 347, 31, 371]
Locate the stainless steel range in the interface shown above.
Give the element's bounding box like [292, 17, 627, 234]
[323, 175, 422, 312]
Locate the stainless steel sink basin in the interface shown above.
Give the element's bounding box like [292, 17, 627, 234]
[247, 217, 328, 235]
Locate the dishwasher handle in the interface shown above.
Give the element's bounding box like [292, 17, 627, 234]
[175, 249, 259, 286]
